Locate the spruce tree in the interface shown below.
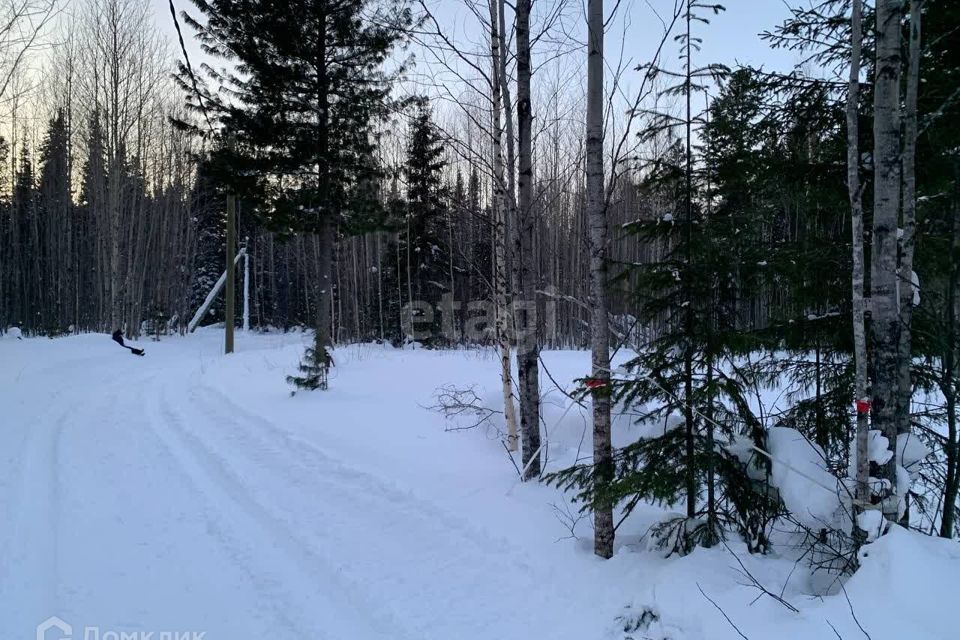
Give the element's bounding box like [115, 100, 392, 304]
[549, 3, 788, 555]
[13, 148, 37, 331]
[38, 110, 71, 334]
[78, 116, 106, 331]
[177, 0, 413, 389]
[556, 54, 856, 556]
[188, 160, 226, 325]
[396, 102, 448, 343]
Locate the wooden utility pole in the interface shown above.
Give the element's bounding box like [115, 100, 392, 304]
[225, 192, 236, 354]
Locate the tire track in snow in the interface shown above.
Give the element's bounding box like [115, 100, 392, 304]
[0, 389, 118, 633]
[196, 382, 533, 563]
[179, 383, 550, 640]
[139, 389, 326, 638]
[49, 366, 320, 639]
[147, 382, 407, 640]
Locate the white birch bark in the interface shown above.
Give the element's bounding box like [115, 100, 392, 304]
[871, 0, 904, 519]
[846, 0, 871, 514]
[489, 0, 519, 451]
[587, 0, 613, 558]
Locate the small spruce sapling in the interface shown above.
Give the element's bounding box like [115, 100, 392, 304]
[288, 340, 335, 393]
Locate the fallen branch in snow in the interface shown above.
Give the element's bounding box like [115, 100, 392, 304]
[427, 385, 503, 433]
[428, 384, 524, 478]
[723, 541, 799, 613]
[787, 515, 859, 588]
[697, 583, 751, 640]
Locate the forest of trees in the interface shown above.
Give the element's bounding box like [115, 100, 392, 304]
[0, 0, 958, 569]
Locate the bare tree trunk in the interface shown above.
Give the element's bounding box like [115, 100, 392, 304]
[871, 0, 904, 520]
[447, 207, 457, 342]
[941, 176, 959, 537]
[587, 0, 613, 559]
[489, 0, 519, 450]
[243, 242, 251, 331]
[109, 161, 122, 331]
[377, 232, 385, 341]
[405, 213, 414, 340]
[499, 0, 519, 309]
[897, 0, 923, 447]
[316, 217, 334, 349]
[846, 0, 871, 517]
[682, 0, 696, 521]
[515, 0, 540, 479]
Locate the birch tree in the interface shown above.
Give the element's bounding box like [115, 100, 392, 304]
[488, 0, 520, 450]
[0, 0, 60, 102]
[871, 0, 904, 519]
[897, 0, 922, 453]
[586, 0, 613, 559]
[845, 0, 870, 522]
[515, 0, 541, 479]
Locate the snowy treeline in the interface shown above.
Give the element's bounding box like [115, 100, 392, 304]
[0, 1, 834, 345]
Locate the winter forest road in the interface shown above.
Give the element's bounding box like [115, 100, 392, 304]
[0, 333, 612, 640]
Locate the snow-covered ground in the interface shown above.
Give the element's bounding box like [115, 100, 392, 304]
[0, 330, 956, 639]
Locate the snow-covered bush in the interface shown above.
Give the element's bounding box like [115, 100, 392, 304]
[765, 427, 852, 534]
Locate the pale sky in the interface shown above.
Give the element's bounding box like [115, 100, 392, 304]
[152, 0, 804, 84]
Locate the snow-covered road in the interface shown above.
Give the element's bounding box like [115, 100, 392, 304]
[0, 332, 618, 640]
[2, 331, 957, 640]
